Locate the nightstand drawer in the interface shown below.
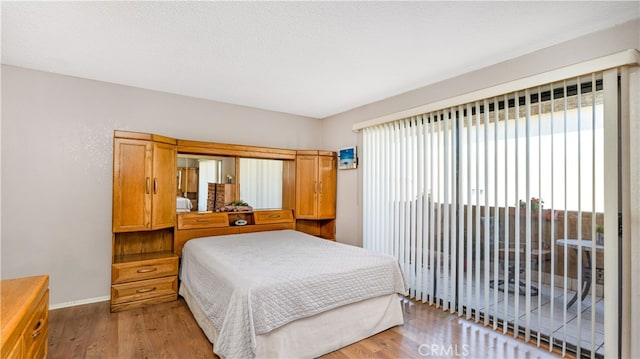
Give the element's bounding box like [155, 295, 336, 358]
[253, 210, 294, 224]
[178, 212, 229, 229]
[111, 276, 178, 305]
[112, 256, 178, 284]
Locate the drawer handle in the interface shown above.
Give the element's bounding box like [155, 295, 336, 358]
[31, 319, 44, 338]
[196, 219, 211, 222]
[136, 287, 156, 294]
[137, 267, 158, 273]
[268, 214, 281, 219]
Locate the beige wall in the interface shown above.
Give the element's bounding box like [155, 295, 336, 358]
[323, 19, 640, 247]
[0, 66, 321, 305]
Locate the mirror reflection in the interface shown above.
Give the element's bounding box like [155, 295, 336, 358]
[177, 154, 235, 212]
[239, 158, 283, 210]
[177, 154, 284, 212]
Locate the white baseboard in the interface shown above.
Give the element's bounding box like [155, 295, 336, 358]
[49, 296, 110, 310]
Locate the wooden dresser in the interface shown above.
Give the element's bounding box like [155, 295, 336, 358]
[1, 275, 49, 359]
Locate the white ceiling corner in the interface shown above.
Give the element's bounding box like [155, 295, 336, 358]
[2, 1, 639, 119]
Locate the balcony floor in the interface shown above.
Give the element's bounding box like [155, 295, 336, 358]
[411, 267, 605, 356]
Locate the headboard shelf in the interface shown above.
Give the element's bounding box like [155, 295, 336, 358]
[174, 209, 295, 257]
[112, 228, 174, 263]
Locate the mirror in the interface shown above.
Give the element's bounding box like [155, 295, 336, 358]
[177, 154, 285, 212]
[177, 154, 236, 212]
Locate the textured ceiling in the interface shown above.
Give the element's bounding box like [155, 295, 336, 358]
[2, 1, 639, 118]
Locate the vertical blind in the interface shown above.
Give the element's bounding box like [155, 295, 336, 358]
[363, 71, 619, 358]
[239, 158, 283, 209]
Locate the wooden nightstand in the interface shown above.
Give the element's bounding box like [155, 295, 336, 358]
[111, 253, 179, 312]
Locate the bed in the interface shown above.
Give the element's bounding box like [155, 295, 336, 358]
[179, 229, 407, 359]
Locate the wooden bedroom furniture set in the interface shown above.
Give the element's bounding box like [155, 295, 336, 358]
[108, 130, 405, 358]
[111, 130, 338, 312]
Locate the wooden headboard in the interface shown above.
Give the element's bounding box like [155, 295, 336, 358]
[174, 209, 295, 257]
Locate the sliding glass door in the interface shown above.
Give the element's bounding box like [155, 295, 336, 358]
[363, 71, 619, 358]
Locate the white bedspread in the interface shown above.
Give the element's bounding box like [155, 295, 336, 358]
[180, 229, 407, 359]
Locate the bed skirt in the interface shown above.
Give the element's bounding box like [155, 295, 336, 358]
[180, 283, 404, 358]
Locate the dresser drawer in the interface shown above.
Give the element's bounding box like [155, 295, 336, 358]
[253, 210, 294, 224]
[111, 276, 178, 305]
[22, 290, 48, 359]
[177, 212, 229, 230]
[112, 256, 178, 284]
[1, 276, 49, 359]
[3, 335, 22, 359]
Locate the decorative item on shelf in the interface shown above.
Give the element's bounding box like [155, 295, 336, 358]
[216, 200, 253, 212]
[338, 146, 357, 170]
[226, 173, 233, 184]
[513, 197, 557, 221]
[596, 224, 604, 245]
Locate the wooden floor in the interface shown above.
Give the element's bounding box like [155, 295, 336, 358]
[48, 298, 564, 358]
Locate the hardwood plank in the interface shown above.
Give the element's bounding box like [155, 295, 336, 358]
[49, 299, 215, 359]
[48, 298, 564, 359]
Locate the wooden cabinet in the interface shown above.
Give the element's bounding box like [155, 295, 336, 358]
[113, 131, 176, 232]
[111, 131, 178, 312]
[295, 151, 336, 219]
[1, 275, 49, 359]
[110, 257, 178, 312]
[111, 253, 179, 312]
[295, 151, 337, 239]
[178, 167, 198, 194]
[178, 167, 198, 209]
[111, 228, 178, 312]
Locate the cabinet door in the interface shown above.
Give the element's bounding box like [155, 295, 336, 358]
[295, 155, 319, 218]
[185, 168, 198, 193]
[317, 155, 336, 219]
[151, 142, 176, 229]
[113, 138, 152, 232]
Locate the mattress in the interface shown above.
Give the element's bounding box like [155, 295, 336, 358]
[180, 229, 407, 359]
